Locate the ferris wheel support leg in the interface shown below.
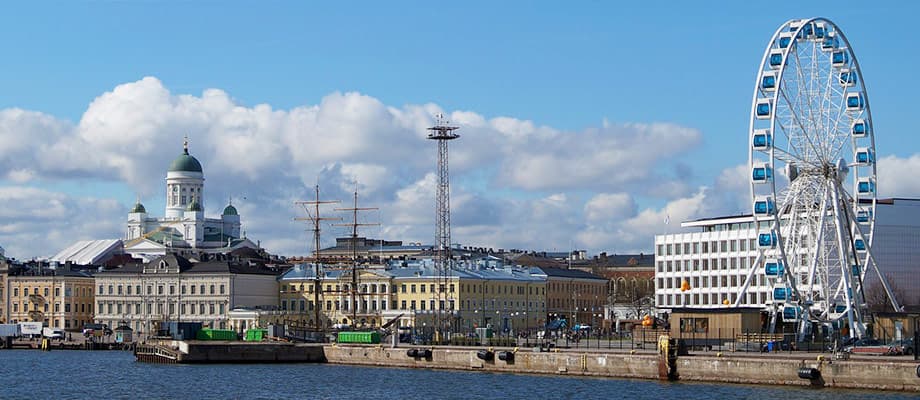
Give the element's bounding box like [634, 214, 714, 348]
[806, 186, 830, 306]
[734, 251, 764, 308]
[831, 186, 865, 339]
[841, 199, 902, 312]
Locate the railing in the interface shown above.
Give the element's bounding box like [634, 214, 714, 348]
[28, 294, 45, 304]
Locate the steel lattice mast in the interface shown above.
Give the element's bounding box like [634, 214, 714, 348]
[428, 114, 459, 341]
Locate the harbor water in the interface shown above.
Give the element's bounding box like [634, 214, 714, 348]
[0, 350, 915, 399]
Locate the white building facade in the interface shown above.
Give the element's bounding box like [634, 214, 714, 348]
[655, 198, 920, 312]
[93, 254, 279, 335]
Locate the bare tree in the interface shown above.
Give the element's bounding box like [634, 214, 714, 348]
[864, 273, 909, 313]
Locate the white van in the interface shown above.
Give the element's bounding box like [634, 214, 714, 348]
[42, 327, 65, 340]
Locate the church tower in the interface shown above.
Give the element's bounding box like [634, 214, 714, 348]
[165, 137, 205, 219]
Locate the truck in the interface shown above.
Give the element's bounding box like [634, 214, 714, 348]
[19, 322, 42, 338]
[42, 327, 65, 341]
[0, 324, 21, 338]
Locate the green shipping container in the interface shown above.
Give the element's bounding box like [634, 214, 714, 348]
[337, 331, 380, 344]
[244, 329, 267, 342]
[196, 328, 237, 341]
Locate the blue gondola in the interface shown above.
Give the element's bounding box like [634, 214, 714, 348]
[752, 129, 771, 150]
[832, 50, 849, 66]
[846, 93, 864, 111]
[754, 196, 775, 215]
[813, 23, 826, 39]
[854, 239, 866, 251]
[773, 287, 792, 301]
[769, 51, 784, 68]
[782, 306, 800, 321]
[758, 231, 777, 248]
[752, 164, 772, 183]
[764, 260, 785, 276]
[855, 147, 874, 166]
[839, 70, 857, 87]
[761, 74, 776, 91]
[796, 22, 814, 39]
[856, 208, 872, 223]
[851, 264, 860, 276]
[822, 36, 839, 51]
[778, 35, 792, 49]
[851, 119, 868, 137]
[755, 100, 772, 119]
[857, 179, 875, 194]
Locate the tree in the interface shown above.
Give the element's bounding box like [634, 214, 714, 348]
[864, 273, 909, 313]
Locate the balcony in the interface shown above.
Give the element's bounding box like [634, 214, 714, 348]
[28, 294, 45, 305]
[28, 310, 45, 321]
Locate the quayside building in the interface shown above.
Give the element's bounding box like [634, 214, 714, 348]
[654, 198, 920, 311]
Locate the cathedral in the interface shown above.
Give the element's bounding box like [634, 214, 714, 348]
[123, 139, 258, 261]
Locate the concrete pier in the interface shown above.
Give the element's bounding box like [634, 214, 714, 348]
[135, 341, 920, 391]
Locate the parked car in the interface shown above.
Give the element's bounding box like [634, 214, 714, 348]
[843, 338, 898, 355]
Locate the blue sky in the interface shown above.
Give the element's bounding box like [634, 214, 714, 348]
[0, 2, 918, 258]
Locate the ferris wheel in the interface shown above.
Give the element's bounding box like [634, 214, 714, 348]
[741, 18, 900, 339]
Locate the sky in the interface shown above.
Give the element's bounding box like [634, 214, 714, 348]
[1, 1, 919, 259]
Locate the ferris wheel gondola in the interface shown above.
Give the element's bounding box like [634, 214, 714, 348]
[739, 18, 900, 339]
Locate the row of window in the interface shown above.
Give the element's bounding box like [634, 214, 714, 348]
[657, 257, 758, 273]
[11, 302, 92, 314]
[283, 282, 550, 296]
[99, 283, 225, 296]
[98, 301, 225, 316]
[658, 291, 766, 307]
[657, 274, 769, 290]
[12, 286, 87, 298]
[657, 238, 757, 257]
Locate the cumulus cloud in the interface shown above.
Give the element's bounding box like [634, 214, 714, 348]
[0, 77, 761, 258]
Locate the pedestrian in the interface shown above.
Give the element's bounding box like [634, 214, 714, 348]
[68, 333, 72, 342]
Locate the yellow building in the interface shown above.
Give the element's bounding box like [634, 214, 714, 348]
[6, 265, 95, 331]
[278, 261, 547, 335]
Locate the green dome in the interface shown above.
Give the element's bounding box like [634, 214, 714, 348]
[169, 148, 203, 173]
[222, 204, 238, 216]
[130, 202, 147, 213]
[186, 199, 203, 212]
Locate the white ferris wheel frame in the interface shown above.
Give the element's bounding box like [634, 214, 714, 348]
[740, 17, 900, 339]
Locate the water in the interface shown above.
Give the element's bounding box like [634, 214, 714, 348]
[0, 350, 915, 399]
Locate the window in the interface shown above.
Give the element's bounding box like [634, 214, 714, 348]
[108, 285, 113, 295]
[200, 304, 205, 314]
[136, 285, 141, 294]
[191, 285, 196, 294]
[209, 304, 215, 314]
[410, 300, 416, 310]
[401, 300, 407, 310]
[420, 301, 426, 310]
[117, 285, 123, 295]
[411, 284, 416, 293]
[169, 285, 175, 295]
[220, 303, 225, 314]
[220, 285, 225, 294]
[210, 285, 215, 294]
[127, 286, 132, 295]
[200, 285, 206, 294]
[420, 284, 426, 293]
[181, 286, 186, 294]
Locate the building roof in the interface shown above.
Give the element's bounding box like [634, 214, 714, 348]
[222, 204, 238, 216]
[97, 253, 278, 276]
[51, 239, 124, 266]
[168, 148, 203, 173]
[537, 267, 607, 281]
[130, 202, 146, 213]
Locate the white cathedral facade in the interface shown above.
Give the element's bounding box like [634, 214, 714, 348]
[123, 140, 257, 261]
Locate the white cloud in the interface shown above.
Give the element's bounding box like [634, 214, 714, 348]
[0, 77, 799, 259]
[878, 155, 920, 198]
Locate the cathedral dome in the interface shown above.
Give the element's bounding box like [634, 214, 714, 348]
[130, 202, 147, 213]
[169, 148, 203, 173]
[222, 204, 238, 216]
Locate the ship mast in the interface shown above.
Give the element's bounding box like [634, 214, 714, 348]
[295, 185, 340, 331]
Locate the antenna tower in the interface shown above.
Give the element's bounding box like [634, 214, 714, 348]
[427, 113, 459, 341]
[295, 185, 340, 331]
[334, 187, 379, 328]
